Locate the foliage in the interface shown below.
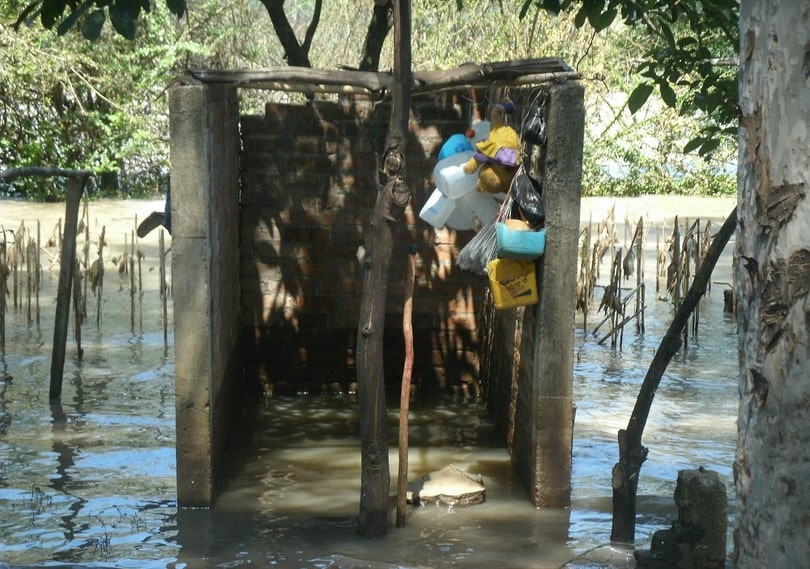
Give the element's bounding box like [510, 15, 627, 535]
[1, 2, 185, 198]
[3, 0, 739, 200]
[521, 0, 739, 157]
[12, 0, 185, 41]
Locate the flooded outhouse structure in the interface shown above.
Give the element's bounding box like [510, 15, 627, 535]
[167, 58, 584, 509]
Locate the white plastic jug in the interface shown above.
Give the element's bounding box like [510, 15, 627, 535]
[433, 150, 477, 199]
[453, 190, 500, 232]
[418, 188, 455, 228]
[445, 207, 473, 231]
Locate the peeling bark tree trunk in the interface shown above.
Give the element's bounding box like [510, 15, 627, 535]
[611, 208, 738, 544]
[735, 2, 810, 566]
[356, 0, 411, 539]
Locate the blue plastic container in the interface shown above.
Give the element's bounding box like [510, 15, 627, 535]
[438, 133, 474, 160]
[496, 220, 546, 260]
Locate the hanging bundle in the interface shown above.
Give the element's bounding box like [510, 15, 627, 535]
[494, 165, 546, 261]
[456, 193, 514, 275]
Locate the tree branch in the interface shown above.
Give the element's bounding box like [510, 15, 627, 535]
[259, 0, 311, 67]
[0, 167, 93, 181]
[301, 0, 321, 55]
[359, 0, 393, 72]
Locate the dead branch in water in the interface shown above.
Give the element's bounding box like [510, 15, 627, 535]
[610, 206, 737, 545]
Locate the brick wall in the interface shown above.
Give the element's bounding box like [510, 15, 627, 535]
[238, 93, 493, 399]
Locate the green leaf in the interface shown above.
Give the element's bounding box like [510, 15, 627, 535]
[110, 1, 136, 39]
[57, 0, 93, 35]
[677, 37, 697, 48]
[81, 9, 105, 40]
[683, 137, 704, 154]
[627, 82, 653, 114]
[166, 0, 185, 17]
[519, 0, 532, 19]
[40, 0, 65, 28]
[698, 138, 721, 157]
[660, 22, 675, 47]
[589, 6, 617, 32]
[659, 81, 677, 108]
[12, 1, 42, 30]
[573, 5, 587, 27]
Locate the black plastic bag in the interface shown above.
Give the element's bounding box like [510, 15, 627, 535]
[522, 105, 546, 146]
[511, 167, 544, 227]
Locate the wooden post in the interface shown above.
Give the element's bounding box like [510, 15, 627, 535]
[396, 247, 416, 528]
[95, 226, 106, 327]
[36, 220, 41, 324]
[83, 198, 90, 304]
[682, 218, 691, 350]
[357, 0, 411, 538]
[13, 223, 21, 311]
[26, 232, 32, 324]
[0, 236, 6, 353]
[130, 230, 136, 329]
[159, 229, 167, 342]
[49, 176, 85, 400]
[656, 230, 661, 293]
[137, 221, 143, 330]
[672, 216, 681, 309]
[72, 258, 83, 359]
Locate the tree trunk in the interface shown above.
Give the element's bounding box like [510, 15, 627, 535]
[259, 0, 316, 67]
[356, 0, 411, 539]
[734, 2, 810, 566]
[611, 207, 738, 544]
[359, 0, 393, 72]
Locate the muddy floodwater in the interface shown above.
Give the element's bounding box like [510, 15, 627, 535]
[0, 197, 738, 568]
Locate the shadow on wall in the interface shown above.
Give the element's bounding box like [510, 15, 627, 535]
[238, 89, 537, 402]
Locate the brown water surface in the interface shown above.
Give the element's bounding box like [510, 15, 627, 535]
[0, 197, 737, 568]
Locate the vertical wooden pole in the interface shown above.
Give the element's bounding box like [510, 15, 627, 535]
[672, 217, 681, 309]
[637, 217, 644, 334]
[0, 236, 6, 353]
[137, 221, 143, 330]
[682, 218, 690, 350]
[159, 229, 167, 343]
[95, 226, 106, 327]
[72, 258, 83, 359]
[36, 220, 41, 324]
[692, 218, 701, 336]
[130, 230, 136, 330]
[26, 232, 32, 324]
[83, 197, 89, 304]
[50, 176, 85, 400]
[656, 228, 661, 293]
[396, 247, 416, 528]
[356, 0, 411, 539]
[13, 223, 20, 311]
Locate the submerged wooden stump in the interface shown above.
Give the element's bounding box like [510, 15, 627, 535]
[406, 464, 486, 507]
